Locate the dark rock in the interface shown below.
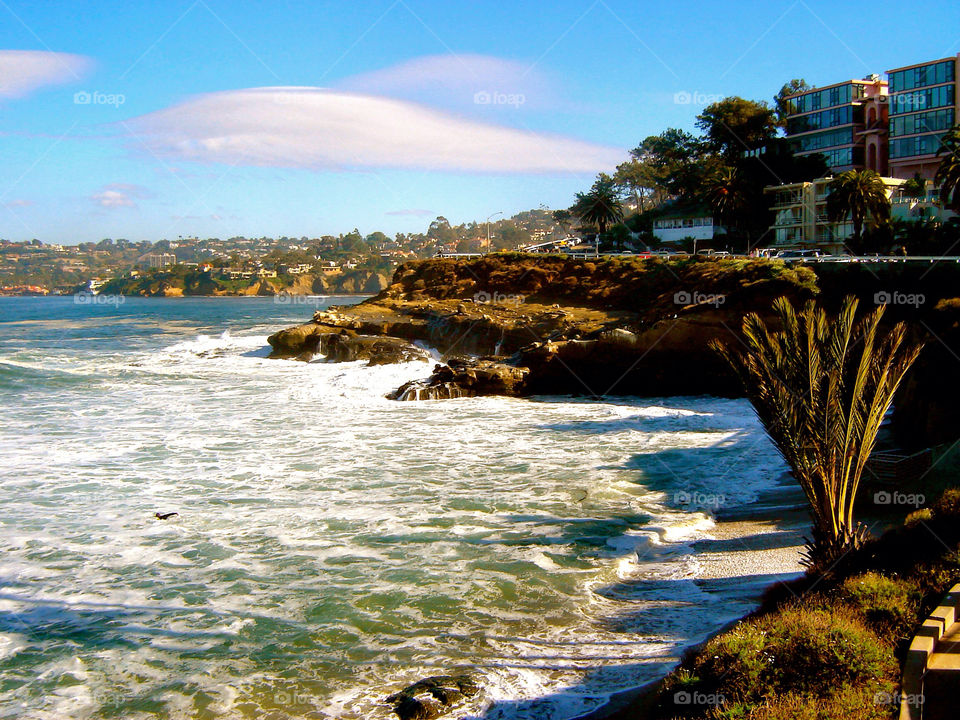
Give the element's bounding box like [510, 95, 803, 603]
[389, 357, 529, 400]
[268, 323, 430, 365]
[385, 675, 480, 720]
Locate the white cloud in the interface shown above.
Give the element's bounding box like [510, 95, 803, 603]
[91, 183, 149, 209]
[125, 87, 620, 174]
[386, 208, 434, 217]
[3, 199, 33, 208]
[337, 54, 552, 110]
[0, 50, 92, 99]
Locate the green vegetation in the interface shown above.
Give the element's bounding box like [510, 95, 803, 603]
[647, 488, 960, 719]
[713, 297, 923, 568]
[826, 170, 893, 250]
[935, 125, 960, 212]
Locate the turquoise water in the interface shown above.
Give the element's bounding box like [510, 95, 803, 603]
[0, 296, 787, 720]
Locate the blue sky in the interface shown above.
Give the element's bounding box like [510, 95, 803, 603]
[1, 0, 958, 244]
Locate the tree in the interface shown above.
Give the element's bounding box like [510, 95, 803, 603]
[552, 209, 573, 235]
[935, 124, 960, 211]
[613, 157, 657, 213]
[696, 97, 778, 162]
[705, 167, 747, 231]
[774, 79, 812, 124]
[902, 172, 928, 199]
[826, 170, 892, 249]
[713, 296, 922, 569]
[634, 130, 713, 200]
[572, 176, 624, 235]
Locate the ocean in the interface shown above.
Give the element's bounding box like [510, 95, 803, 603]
[0, 296, 790, 720]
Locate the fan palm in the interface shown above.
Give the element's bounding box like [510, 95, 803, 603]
[826, 170, 892, 249]
[935, 124, 960, 211]
[705, 167, 747, 230]
[712, 296, 922, 569]
[573, 178, 624, 235]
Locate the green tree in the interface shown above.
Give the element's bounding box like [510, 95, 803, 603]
[826, 170, 892, 249]
[613, 157, 656, 213]
[705, 167, 747, 232]
[774, 79, 812, 124]
[902, 172, 928, 199]
[696, 97, 778, 161]
[713, 296, 923, 568]
[572, 176, 624, 235]
[552, 209, 573, 235]
[935, 124, 960, 211]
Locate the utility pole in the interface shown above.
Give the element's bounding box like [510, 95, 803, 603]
[486, 211, 503, 253]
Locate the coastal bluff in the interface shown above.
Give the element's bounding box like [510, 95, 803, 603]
[267, 254, 960, 445]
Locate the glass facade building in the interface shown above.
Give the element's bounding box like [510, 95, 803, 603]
[886, 55, 959, 178]
[783, 80, 878, 173]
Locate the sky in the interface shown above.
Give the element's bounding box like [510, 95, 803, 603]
[1, 0, 958, 245]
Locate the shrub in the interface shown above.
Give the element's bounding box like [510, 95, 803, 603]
[664, 606, 896, 716]
[839, 573, 919, 641]
[933, 488, 960, 519]
[743, 686, 897, 720]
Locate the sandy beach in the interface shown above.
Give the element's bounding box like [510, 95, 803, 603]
[580, 474, 809, 720]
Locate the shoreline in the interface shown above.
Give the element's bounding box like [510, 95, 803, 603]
[575, 474, 809, 720]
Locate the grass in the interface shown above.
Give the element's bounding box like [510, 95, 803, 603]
[643, 485, 960, 719]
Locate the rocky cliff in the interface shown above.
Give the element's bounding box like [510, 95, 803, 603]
[267, 254, 960, 447]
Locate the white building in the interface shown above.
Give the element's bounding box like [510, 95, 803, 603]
[652, 207, 723, 244]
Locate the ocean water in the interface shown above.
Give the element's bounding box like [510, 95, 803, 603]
[0, 296, 789, 720]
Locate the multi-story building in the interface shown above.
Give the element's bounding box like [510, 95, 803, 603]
[764, 176, 905, 253]
[783, 76, 889, 174]
[886, 54, 959, 181]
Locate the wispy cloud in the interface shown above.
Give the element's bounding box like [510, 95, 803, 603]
[385, 208, 434, 217]
[0, 50, 92, 99]
[124, 87, 620, 174]
[91, 183, 150, 209]
[337, 54, 553, 112]
[3, 199, 33, 208]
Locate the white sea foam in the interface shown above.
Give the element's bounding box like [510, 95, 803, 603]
[0, 303, 794, 720]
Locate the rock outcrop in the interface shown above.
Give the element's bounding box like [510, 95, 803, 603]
[390, 358, 530, 400]
[385, 675, 480, 720]
[267, 324, 430, 365]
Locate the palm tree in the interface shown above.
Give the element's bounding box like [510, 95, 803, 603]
[712, 296, 922, 569]
[935, 124, 960, 212]
[573, 177, 624, 236]
[705, 167, 747, 233]
[826, 170, 892, 249]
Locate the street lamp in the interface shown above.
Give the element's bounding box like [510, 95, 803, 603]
[486, 211, 503, 253]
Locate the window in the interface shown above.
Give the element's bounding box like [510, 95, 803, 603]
[889, 108, 955, 137]
[889, 83, 955, 115]
[890, 133, 947, 159]
[889, 60, 956, 93]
